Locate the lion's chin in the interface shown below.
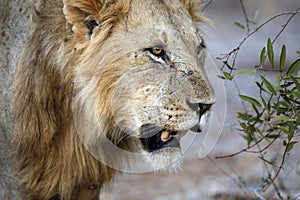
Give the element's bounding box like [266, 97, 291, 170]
[139, 124, 188, 171]
[144, 147, 183, 172]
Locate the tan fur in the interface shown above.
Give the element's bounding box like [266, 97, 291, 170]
[12, 0, 212, 199]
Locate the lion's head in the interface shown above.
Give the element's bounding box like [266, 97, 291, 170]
[13, 0, 215, 198]
[65, 0, 215, 170]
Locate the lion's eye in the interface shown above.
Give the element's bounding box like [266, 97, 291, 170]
[144, 46, 170, 63]
[152, 47, 164, 56]
[146, 47, 166, 58]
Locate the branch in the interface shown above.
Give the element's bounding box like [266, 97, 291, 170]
[240, 0, 250, 33]
[272, 7, 300, 44]
[217, 8, 300, 73]
[239, 8, 300, 49]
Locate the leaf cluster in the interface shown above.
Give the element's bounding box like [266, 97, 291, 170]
[237, 41, 300, 193]
[216, 3, 300, 198]
[238, 41, 300, 148]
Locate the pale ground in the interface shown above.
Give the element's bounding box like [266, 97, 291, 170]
[108, 0, 300, 199]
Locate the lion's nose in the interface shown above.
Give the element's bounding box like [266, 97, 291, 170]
[186, 100, 213, 115]
[186, 100, 214, 132]
[199, 103, 213, 116]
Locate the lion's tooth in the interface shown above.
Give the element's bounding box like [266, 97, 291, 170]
[161, 131, 170, 142]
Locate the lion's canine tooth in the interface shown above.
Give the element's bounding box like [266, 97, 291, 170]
[161, 131, 170, 142]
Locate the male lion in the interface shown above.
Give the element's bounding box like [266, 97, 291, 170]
[5, 0, 215, 199]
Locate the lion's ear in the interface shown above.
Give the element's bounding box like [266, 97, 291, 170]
[181, 0, 210, 23]
[63, 0, 103, 41]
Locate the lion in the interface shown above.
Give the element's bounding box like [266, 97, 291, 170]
[10, 0, 215, 199]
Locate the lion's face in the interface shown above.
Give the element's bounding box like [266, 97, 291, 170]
[71, 0, 215, 170]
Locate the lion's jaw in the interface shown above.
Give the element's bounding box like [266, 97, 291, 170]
[73, 0, 215, 171]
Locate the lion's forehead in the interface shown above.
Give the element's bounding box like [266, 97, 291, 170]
[126, 0, 199, 46]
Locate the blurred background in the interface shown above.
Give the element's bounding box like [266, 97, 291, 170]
[109, 0, 300, 199]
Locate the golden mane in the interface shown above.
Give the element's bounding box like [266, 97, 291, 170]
[12, 0, 207, 199]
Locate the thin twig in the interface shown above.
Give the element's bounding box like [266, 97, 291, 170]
[217, 8, 300, 73]
[239, 9, 300, 49]
[246, 136, 278, 154]
[215, 136, 265, 159]
[233, 79, 248, 112]
[240, 0, 250, 33]
[272, 7, 300, 44]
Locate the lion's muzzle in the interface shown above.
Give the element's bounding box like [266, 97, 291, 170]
[140, 101, 214, 153]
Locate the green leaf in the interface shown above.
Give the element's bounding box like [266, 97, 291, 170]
[288, 122, 296, 138]
[239, 94, 262, 108]
[261, 75, 277, 95]
[237, 69, 256, 75]
[255, 81, 263, 90]
[234, 21, 245, 30]
[286, 141, 297, 153]
[276, 73, 281, 91]
[276, 125, 290, 135]
[253, 10, 260, 23]
[267, 38, 274, 68]
[258, 156, 275, 166]
[246, 130, 254, 146]
[260, 94, 268, 110]
[282, 76, 300, 82]
[265, 134, 280, 139]
[287, 58, 300, 76]
[290, 76, 300, 90]
[256, 81, 268, 94]
[223, 71, 234, 80]
[279, 45, 286, 72]
[296, 51, 300, 56]
[260, 47, 266, 66]
[239, 122, 247, 130]
[291, 91, 300, 98]
[217, 75, 226, 80]
[237, 112, 251, 121]
[275, 115, 292, 121]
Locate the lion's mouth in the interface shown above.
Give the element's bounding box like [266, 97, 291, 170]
[140, 124, 187, 152]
